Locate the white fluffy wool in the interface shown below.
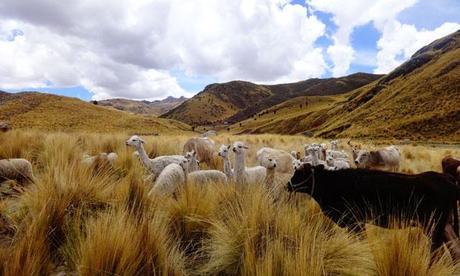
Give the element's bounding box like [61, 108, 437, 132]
[256, 147, 294, 174]
[233, 141, 266, 186]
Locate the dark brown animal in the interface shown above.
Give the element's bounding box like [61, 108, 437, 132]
[286, 164, 460, 255]
[442, 156, 460, 183]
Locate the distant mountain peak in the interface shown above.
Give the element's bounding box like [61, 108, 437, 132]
[97, 95, 188, 116]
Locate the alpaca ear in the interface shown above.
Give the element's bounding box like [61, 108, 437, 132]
[139, 138, 145, 144]
[192, 150, 196, 157]
[243, 145, 249, 149]
[227, 144, 231, 150]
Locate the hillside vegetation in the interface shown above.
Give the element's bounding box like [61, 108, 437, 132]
[161, 73, 381, 125]
[0, 131, 460, 275]
[0, 91, 191, 134]
[233, 30, 460, 142]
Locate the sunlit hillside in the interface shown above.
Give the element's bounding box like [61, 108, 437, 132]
[0, 91, 191, 134]
[232, 30, 460, 142]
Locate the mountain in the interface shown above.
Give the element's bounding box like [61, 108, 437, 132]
[97, 96, 187, 116]
[233, 30, 460, 141]
[0, 91, 191, 133]
[161, 73, 382, 125]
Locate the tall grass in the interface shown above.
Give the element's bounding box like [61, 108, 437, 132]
[0, 130, 460, 275]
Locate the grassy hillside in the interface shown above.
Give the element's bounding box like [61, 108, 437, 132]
[233, 30, 460, 142]
[97, 96, 187, 116]
[230, 95, 345, 135]
[161, 73, 381, 125]
[0, 92, 191, 134]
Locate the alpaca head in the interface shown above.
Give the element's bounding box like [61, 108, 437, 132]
[184, 150, 199, 166]
[292, 159, 302, 170]
[218, 144, 231, 158]
[232, 141, 248, 155]
[306, 145, 318, 157]
[330, 140, 338, 150]
[326, 155, 334, 166]
[261, 156, 277, 170]
[126, 135, 145, 147]
[178, 156, 189, 172]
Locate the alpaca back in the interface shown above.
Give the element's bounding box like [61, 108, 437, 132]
[0, 158, 34, 184]
[151, 163, 186, 196]
[188, 170, 227, 184]
[245, 166, 266, 185]
[183, 137, 215, 165]
[256, 147, 293, 174]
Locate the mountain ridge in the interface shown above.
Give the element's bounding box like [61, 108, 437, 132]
[231, 30, 460, 141]
[97, 96, 187, 116]
[161, 72, 382, 125]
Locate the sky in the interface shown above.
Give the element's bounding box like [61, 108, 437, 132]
[0, 0, 459, 101]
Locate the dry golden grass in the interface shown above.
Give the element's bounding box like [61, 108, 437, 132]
[0, 92, 192, 134]
[1, 131, 460, 275]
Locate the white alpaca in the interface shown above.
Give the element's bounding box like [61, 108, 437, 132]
[304, 143, 328, 161]
[330, 140, 339, 151]
[0, 158, 35, 185]
[232, 141, 266, 186]
[218, 144, 233, 179]
[82, 152, 118, 166]
[256, 147, 294, 174]
[326, 150, 349, 160]
[292, 158, 303, 170]
[184, 149, 227, 183]
[126, 135, 185, 181]
[260, 156, 277, 191]
[148, 157, 189, 196]
[308, 146, 334, 170]
[326, 156, 351, 170]
[184, 150, 200, 172]
[188, 170, 227, 184]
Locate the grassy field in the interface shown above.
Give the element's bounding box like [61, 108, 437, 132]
[1, 131, 460, 275]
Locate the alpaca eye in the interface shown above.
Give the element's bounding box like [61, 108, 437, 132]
[238, 146, 242, 148]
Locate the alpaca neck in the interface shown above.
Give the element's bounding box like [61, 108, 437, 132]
[189, 158, 200, 172]
[311, 152, 319, 166]
[234, 152, 246, 183]
[136, 143, 151, 168]
[264, 168, 275, 188]
[223, 156, 233, 178]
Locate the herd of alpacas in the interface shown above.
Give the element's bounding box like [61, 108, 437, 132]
[1, 135, 459, 197]
[2, 134, 460, 257]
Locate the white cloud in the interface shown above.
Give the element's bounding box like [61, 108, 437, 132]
[326, 43, 354, 77]
[0, 0, 328, 100]
[307, 0, 418, 76]
[375, 21, 460, 73]
[307, 0, 460, 75]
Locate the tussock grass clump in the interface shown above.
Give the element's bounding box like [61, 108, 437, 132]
[367, 223, 460, 276]
[74, 208, 186, 276]
[200, 186, 375, 275]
